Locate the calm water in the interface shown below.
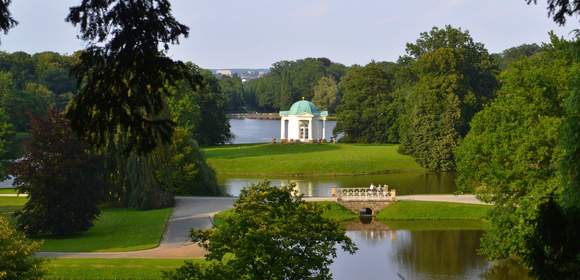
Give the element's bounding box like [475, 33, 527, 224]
[225, 119, 457, 196]
[229, 118, 337, 144]
[219, 173, 456, 197]
[333, 229, 530, 280]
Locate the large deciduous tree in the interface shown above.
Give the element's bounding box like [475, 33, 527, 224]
[66, 0, 197, 154]
[335, 62, 402, 143]
[312, 76, 339, 112]
[12, 109, 104, 235]
[400, 25, 498, 171]
[165, 182, 357, 280]
[455, 34, 580, 278]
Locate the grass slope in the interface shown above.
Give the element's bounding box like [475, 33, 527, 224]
[377, 201, 490, 221]
[203, 144, 423, 176]
[0, 197, 172, 252]
[40, 208, 172, 252]
[46, 259, 199, 280]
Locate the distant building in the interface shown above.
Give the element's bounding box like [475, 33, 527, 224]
[279, 99, 328, 142]
[216, 69, 233, 77]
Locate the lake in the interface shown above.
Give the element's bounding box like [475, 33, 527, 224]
[229, 118, 337, 144]
[222, 119, 457, 196]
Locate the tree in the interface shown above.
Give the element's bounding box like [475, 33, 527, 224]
[218, 74, 244, 112]
[153, 127, 221, 196]
[335, 62, 401, 143]
[493, 43, 541, 69]
[400, 25, 498, 171]
[0, 108, 12, 179]
[0, 1, 16, 43]
[312, 76, 339, 112]
[66, 0, 197, 154]
[3, 82, 52, 132]
[12, 109, 104, 235]
[0, 216, 44, 280]
[169, 182, 357, 280]
[527, 0, 580, 25]
[455, 35, 579, 278]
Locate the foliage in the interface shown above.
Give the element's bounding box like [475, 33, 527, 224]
[66, 0, 196, 154]
[12, 110, 104, 235]
[0, 216, 44, 280]
[218, 74, 245, 112]
[312, 76, 339, 112]
[190, 69, 232, 145]
[244, 57, 346, 111]
[172, 182, 357, 280]
[455, 34, 580, 278]
[492, 43, 542, 69]
[154, 127, 221, 196]
[527, 0, 580, 25]
[335, 62, 403, 143]
[400, 25, 498, 171]
[0, 0, 16, 44]
[0, 108, 12, 179]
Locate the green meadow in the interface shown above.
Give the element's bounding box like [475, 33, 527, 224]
[203, 143, 423, 176]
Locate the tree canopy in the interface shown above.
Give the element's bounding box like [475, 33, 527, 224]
[167, 182, 357, 280]
[13, 109, 104, 235]
[66, 0, 196, 154]
[399, 25, 498, 171]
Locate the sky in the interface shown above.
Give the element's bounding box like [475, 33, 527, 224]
[0, 0, 576, 69]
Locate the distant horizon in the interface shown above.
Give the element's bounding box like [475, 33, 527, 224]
[0, 0, 574, 69]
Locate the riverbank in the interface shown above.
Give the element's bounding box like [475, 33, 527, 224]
[203, 143, 424, 176]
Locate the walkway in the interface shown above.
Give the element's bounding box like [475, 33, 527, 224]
[37, 197, 235, 259]
[37, 194, 485, 259]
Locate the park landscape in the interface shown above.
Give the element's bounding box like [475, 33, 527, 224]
[0, 0, 579, 280]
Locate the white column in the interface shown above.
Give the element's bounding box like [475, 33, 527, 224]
[308, 119, 313, 141]
[280, 118, 285, 139]
[322, 118, 326, 140]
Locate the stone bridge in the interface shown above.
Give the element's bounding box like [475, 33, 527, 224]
[332, 187, 396, 216]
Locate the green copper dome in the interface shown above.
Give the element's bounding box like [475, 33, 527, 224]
[280, 99, 328, 117]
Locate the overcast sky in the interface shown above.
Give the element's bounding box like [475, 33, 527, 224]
[0, 0, 575, 69]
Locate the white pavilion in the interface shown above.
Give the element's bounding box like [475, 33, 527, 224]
[279, 99, 328, 142]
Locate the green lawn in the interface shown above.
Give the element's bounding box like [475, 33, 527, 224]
[0, 196, 172, 252]
[46, 258, 201, 280]
[377, 201, 490, 222]
[0, 196, 26, 224]
[0, 188, 17, 194]
[40, 208, 172, 252]
[203, 143, 423, 176]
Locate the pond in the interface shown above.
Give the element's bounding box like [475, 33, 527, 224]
[332, 228, 530, 280]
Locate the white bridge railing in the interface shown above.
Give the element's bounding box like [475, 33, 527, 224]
[332, 187, 396, 202]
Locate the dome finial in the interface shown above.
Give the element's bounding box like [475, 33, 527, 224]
[302, 96, 305, 100]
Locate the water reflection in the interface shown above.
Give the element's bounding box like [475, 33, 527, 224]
[332, 230, 529, 280]
[219, 172, 457, 197]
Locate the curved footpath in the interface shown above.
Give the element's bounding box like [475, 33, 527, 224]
[37, 194, 483, 259]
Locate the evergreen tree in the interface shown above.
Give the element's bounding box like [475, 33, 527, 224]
[66, 0, 196, 154]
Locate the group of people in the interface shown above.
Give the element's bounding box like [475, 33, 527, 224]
[369, 184, 388, 193]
